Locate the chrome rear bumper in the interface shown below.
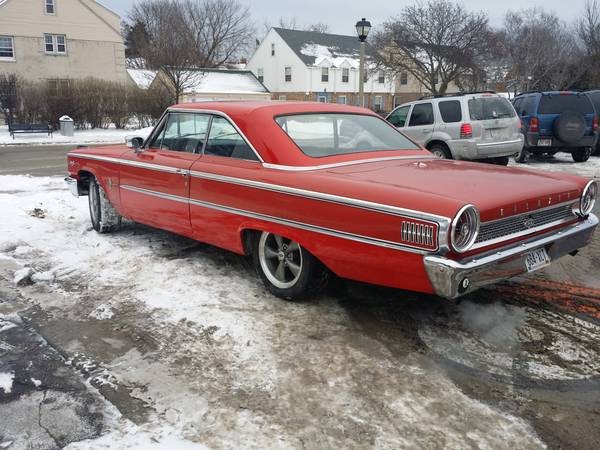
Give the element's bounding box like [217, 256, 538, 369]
[424, 214, 598, 299]
[65, 177, 79, 197]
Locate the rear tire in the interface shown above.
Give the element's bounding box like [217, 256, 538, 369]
[429, 143, 452, 159]
[572, 147, 592, 163]
[514, 147, 529, 163]
[490, 156, 509, 166]
[252, 231, 328, 301]
[89, 176, 121, 233]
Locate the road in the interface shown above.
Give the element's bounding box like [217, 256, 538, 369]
[1, 147, 599, 449]
[0, 144, 88, 177]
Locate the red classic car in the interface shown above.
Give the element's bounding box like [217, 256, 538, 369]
[65, 102, 598, 300]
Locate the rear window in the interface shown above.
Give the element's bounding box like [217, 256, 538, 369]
[538, 94, 594, 115]
[438, 100, 462, 123]
[275, 113, 419, 157]
[468, 97, 515, 120]
[586, 92, 600, 111]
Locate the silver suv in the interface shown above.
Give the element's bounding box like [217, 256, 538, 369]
[386, 92, 523, 165]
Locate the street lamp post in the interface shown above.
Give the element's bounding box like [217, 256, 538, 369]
[355, 18, 371, 108]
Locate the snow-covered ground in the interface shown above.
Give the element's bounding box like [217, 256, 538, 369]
[0, 174, 553, 448]
[0, 125, 152, 146]
[508, 153, 600, 179]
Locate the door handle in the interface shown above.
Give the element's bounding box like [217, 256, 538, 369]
[422, 129, 432, 132]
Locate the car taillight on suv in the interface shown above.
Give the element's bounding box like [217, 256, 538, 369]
[529, 117, 539, 133]
[593, 116, 599, 133]
[460, 123, 472, 139]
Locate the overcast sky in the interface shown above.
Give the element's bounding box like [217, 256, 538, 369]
[99, 0, 582, 33]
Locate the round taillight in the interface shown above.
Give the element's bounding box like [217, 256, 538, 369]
[575, 180, 597, 217]
[451, 205, 480, 253]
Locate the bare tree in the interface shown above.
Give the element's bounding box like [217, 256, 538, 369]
[129, 0, 254, 102]
[304, 22, 330, 33]
[577, 0, 600, 87]
[373, 0, 491, 95]
[503, 8, 584, 92]
[0, 73, 21, 124]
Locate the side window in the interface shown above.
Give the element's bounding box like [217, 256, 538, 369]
[155, 113, 209, 153]
[408, 103, 434, 127]
[438, 100, 462, 123]
[205, 116, 258, 161]
[387, 105, 410, 127]
[521, 96, 536, 116]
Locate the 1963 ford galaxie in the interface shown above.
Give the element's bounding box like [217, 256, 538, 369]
[65, 102, 598, 300]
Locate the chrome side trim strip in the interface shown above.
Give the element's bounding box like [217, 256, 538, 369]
[261, 155, 438, 171]
[121, 184, 188, 204]
[188, 170, 449, 223]
[119, 184, 431, 254]
[69, 152, 189, 175]
[476, 138, 523, 148]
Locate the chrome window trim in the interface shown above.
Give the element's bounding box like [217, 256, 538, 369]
[120, 184, 433, 254]
[167, 107, 264, 162]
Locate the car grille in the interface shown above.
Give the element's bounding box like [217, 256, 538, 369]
[475, 203, 575, 245]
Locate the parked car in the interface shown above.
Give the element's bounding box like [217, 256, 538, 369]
[386, 92, 523, 165]
[512, 91, 599, 162]
[585, 90, 600, 156]
[65, 102, 598, 301]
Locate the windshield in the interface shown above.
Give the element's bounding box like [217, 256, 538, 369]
[468, 96, 515, 120]
[275, 113, 419, 157]
[539, 94, 594, 115]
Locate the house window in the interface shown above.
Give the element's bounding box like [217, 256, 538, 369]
[373, 95, 383, 112]
[433, 73, 438, 85]
[337, 95, 347, 104]
[284, 66, 291, 82]
[47, 78, 70, 95]
[44, 34, 67, 54]
[378, 70, 385, 84]
[45, 0, 55, 14]
[271, 43, 275, 56]
[278, 95, 287, 101]
[321, 67, 329, 82]
[342, 67, 349, 83]
[257, 68, 264, 83]
[317, 95, 327, 103]
[400, 71, 408, 85]
[0, 36, 15, 59]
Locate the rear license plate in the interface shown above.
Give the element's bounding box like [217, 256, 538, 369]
[537, 139, 552, 146]
[525, 248, 550, 272]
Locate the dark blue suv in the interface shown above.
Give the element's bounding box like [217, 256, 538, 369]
[512, 91, 598, 163]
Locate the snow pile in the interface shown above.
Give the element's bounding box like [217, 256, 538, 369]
[0, 371, 14, 394]
[509, 154, 600, 179]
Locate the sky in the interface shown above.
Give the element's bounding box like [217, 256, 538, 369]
[98, 0, 583, 33]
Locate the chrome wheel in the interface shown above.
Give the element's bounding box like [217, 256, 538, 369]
[432, 149, 445, 158]
[258, 232, 303, 289]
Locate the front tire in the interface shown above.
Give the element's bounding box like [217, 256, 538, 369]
[252, 231, 328, 301]
[572, 147, 592, 162]
[428, 143, 452, 159]
[89, 176, 121, 233]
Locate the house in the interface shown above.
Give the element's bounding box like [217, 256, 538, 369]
[246, 28, 395, 112]
[0, 0, 127, 86]
[131, 67, 270, 102]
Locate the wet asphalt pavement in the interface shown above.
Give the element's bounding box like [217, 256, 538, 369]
[0, 148, 599, 449]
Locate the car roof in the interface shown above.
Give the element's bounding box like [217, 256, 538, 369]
[169, 100, 374, 119]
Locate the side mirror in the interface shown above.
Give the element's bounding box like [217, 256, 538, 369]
[126, 137, 144, 151]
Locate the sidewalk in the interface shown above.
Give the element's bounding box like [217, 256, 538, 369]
[0, 126, 150, 146]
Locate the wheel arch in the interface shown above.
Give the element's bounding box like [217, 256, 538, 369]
[426, 140, 453, 158]
[76, 169, 95, 195]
